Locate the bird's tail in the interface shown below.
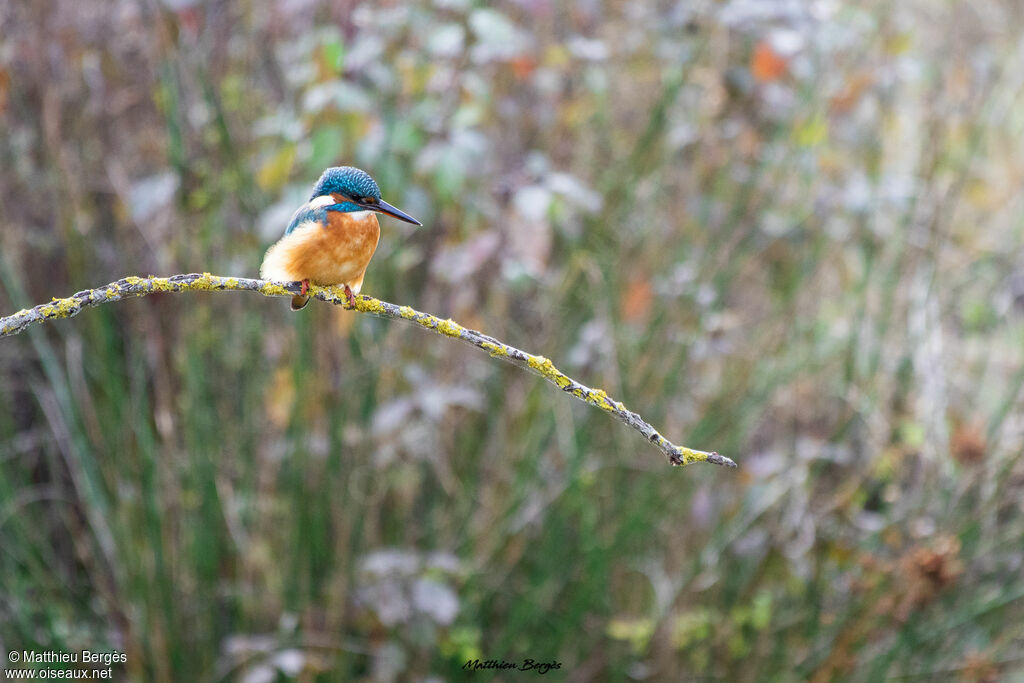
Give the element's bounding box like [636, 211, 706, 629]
[290, 295, 310, 311]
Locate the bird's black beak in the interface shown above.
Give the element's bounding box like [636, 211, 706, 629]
[368, 198, 422, 226]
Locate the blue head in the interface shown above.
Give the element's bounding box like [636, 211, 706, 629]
[310, 166, 421, 225]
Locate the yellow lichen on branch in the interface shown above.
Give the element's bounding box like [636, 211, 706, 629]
[0, 273, 736, 468]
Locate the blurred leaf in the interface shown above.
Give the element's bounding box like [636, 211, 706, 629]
[885, 32, 913, 55]
[751, 41, 787, 83]
[510, 56, 536, 80]
[390, 120, 424, 154]
[441, 626, 482, 662]
[310, 126, 344, 170]
[750, 591, 772, 630]
[257, 145, 296, 190]
[795, 114, 828, 147]
[302, 81, 373, 114]
[0, 68, 9, 115]
[432, 153, 465, 198]
[128, 172, 179, 222]
[728, 631, 750, 658]
[671, 610, 712, 649]
[899, 421, 926, 449]
[412, 578, 459, 625]
[950, 421, 987, 465]
[468, 8, 530, 63]
[964, 180, 995, 210]
[415, 131, 488, 199]
[621, 275, 654, 325]
[607, 617, 654, 654]
[427, 23, 466, 58]
[508, 185, 552, 274]
[829, 72, 874, 115]
[265, 366, 295, 428]
[452, 103, 485, 129]
[961, 297, 998, 331]
[320, 35, 345, 74]
[544, 44, 571, 68]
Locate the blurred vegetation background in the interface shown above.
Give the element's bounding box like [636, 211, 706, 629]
[2, 0, 1024, 680]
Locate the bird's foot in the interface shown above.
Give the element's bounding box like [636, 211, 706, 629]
[300, 279, 310, 296]
[343, 284, 356, 309]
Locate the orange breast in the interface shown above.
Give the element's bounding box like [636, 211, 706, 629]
[260, 211, 380, 290]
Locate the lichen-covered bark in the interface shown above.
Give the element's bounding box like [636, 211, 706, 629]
[0, 272, 736, 468]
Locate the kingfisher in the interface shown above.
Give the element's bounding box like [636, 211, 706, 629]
[260, 166, 421, 310]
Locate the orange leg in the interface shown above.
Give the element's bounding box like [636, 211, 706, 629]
[300, 279, 310, 296]
[343, 284, 356, 309]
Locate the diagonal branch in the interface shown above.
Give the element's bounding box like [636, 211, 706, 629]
[0, 272, 736, 468]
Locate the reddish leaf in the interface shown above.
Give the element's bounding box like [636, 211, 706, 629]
[751, 41, 787, 83]
[621, 276, 653, 324]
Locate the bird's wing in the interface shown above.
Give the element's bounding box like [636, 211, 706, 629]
[284, 195, 335, 235]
